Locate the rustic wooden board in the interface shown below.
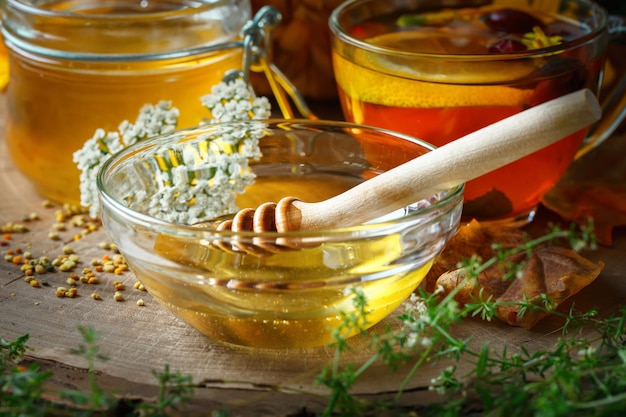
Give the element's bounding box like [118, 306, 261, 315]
[1, 92, 625, 415]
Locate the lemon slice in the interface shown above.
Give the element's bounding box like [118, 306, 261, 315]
[334, 30, 538, 109]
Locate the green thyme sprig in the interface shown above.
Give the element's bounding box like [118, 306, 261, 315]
[134, 365, 195, 417]
[315, 286, 375, 416]
[315, 221, 626, 417]
[4, 223, 624, 416]
[1, 327, 198, 416]
[0, 334, 51, 417]
[61, 326, 114, 413]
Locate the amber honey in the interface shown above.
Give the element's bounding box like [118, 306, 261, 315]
[97, 120, 463, 349]
[2, 0, 250, 204]
[331, 0, 608, 224]
[134, 259, 431, 349]
[141, 175, 432, 349]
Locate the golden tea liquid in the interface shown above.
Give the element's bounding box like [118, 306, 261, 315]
[332, 2, 607, 224]
[2, 0, 250, 204]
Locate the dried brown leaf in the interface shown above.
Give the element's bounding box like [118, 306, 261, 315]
[496, 246, 604, 329]
[427, 221, 604, 329]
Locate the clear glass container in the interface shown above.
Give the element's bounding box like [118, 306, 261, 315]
[98, 120, 464, 348]
[1, 0, 251, 204]
[330, 0, 626, 226]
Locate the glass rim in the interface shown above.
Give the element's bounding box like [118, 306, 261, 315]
[0, 37, 244, 62]
[0, 0, 248, 62]
[328, 0, 609, 61]
[3, 0, 235, 20]
[97, 119, 465, 240]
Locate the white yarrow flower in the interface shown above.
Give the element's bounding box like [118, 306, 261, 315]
[74, 101, 179, 218]
[201, 78, 271, 124]
[75, 77, 270, 224]
[146, 79, 269, 224]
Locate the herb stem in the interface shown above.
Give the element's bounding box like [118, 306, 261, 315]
[395, 343, 435, 401]
[569, 391, 626, 409]
[353, 352, 380, 379]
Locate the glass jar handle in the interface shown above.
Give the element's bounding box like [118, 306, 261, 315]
[225, 6, 317, 120]
[577, 14, 626, 158]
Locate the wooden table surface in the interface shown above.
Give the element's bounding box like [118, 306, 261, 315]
[1, 92, 626, 416]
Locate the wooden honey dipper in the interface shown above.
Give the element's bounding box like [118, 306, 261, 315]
[217, 89, 601, 247]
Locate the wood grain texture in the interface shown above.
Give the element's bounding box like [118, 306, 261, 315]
[1, 92, 625, 415]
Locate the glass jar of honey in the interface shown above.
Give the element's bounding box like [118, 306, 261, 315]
[1, 0, 251, 204]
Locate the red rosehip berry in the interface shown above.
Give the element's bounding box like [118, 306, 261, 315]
[482, 8, 545, 34]
[488, 38, 527, 53]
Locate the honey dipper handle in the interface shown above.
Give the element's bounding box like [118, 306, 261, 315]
[277, 89, 602, 232]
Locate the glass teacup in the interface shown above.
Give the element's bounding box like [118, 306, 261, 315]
[330, 0, 626, 225]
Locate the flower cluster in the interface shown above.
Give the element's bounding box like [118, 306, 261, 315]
[145, 122, 266, 225]
[522, 26, 563, 50]
[73, 101, 179, 219]
[74, 77, 272, 223]
[201, 78, 271, 123]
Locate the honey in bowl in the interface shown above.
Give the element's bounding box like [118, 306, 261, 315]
[330, 0, 609, 225]
[97, 121, 463, 349]
[147, 175, 432, 349]
[1, 0, 250, 205]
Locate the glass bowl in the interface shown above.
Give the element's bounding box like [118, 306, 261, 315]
[97, 120, 464, 349]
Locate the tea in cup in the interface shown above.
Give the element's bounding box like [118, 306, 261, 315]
[330, 0, 625, 225]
